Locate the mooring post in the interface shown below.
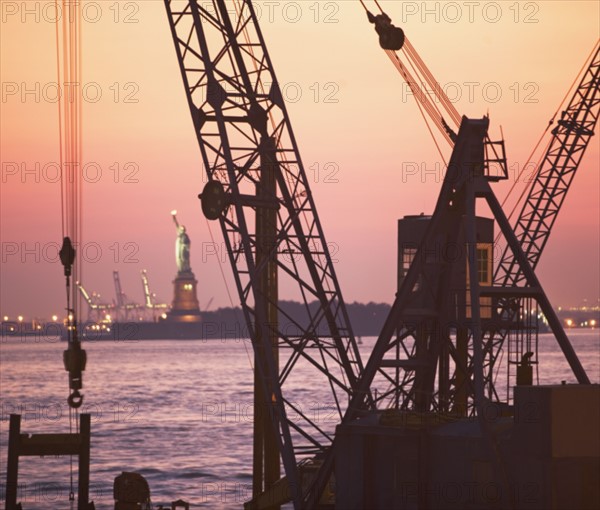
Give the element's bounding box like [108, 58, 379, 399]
[4, 413, 92, 510]
[78, 413, 91, 510]
[6, 414, 21, 510]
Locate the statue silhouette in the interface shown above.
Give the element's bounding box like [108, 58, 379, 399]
[172, 212, 191, 274]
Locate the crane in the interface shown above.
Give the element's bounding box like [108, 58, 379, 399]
[485, 41, 600, 399]
[166, 0, 597, 507]
[76, 281, 114, 322]
[113, 270, 126, 313]
[141, 269, 169, 320]
[306, 114, 594, 509]
[141, 270, 154, 309]
[113, 270, 144, 321]
[364, 3, 599, 408]
[304, 15, 598, 510]
[505, 42, 599, 276]
[165, 0, 365, 507]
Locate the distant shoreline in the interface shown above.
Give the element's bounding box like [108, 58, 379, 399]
[2, 301, 598, 341]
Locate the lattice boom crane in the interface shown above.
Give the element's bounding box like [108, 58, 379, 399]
[165, 0, 365, 507]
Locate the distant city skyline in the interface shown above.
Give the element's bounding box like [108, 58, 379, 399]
[2, 298, 600, 325]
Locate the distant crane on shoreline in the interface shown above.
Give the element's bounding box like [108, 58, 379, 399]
[141, 269, 170, 320]
[77, 270, 170, 323]
[76, 282, 114, 322]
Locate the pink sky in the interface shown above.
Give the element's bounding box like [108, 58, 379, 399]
[1, 1, 599, 319]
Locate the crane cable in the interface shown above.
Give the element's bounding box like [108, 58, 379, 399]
[367, 0, 461, 130]
[385, 49, 451, 165]
[358, 0, 461, 163]
[363, 1, 597, 231]
[205, 217, 255, 371]
[403, 37, 461, 125]
[55, 0, 87, 503]
[386, 49, 454, 150]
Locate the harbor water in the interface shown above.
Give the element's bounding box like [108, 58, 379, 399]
[1, 330, 599, 509]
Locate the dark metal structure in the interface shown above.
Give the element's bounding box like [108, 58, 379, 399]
[370, 116, 588, 410]
[305, 115, 592, 507]
[164, 0, 363, 506]
[5, 414, 93, 510]
[489, 42, 600, 397]
[164, 0, 598, 506]
[501, 43, 600, 282]
[378, 32, 599, 414]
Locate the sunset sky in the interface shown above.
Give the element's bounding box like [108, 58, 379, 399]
[1, 0, 599, 320]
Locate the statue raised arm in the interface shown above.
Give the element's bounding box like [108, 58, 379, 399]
[171, 211, 191, 274]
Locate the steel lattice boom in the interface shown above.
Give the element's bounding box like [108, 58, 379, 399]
[483, 42, 600, 399]
[498, 42, 600, 285]
[305, 115, 591, 507]
[164, 0, 364, 506]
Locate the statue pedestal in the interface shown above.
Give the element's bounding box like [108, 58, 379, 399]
[166, 271, 202, 323]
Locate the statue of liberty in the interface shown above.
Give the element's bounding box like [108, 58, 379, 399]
[171, 210, 191, 274]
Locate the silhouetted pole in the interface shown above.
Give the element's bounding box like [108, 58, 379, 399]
[253, 136, 280, 508]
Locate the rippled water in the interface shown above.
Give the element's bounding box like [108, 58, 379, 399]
[1, 330, 598, 509]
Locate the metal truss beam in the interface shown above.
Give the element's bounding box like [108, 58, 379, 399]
[164, 1, 364, 506]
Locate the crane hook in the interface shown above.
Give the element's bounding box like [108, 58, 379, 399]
[64, 339, 87, 409]
[68, 389, 84, 409]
